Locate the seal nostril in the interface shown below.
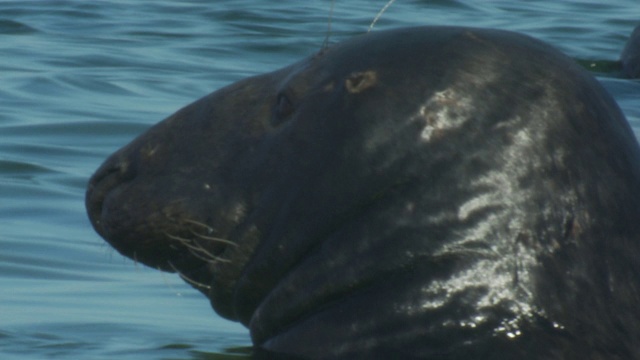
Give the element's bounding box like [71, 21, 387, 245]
[89, 154, 136, 194]
[92, 161, 130, 188]
[85, 153, 138, 233]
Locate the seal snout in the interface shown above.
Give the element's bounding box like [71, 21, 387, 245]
[85, 132, 246, 277]
[86, 151, 137, 237]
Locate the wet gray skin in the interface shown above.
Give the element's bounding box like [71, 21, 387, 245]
[87, 27, 640, 359]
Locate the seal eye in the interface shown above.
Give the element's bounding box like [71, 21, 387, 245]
[272, 92, 294, 126]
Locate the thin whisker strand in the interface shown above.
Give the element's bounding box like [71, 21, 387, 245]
[168, 261, 212, 290]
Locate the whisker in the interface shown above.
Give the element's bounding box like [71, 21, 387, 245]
[179, 218, 237, 246]
[183, 219, 215, 232]
[165, 233, 232, 263]
[322, 0, 335, 51]
[189, 230, 237, 247]
[168, 261, 212, 290]
[368, 0, 397, 32]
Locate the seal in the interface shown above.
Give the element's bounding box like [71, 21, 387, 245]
[86, 26, 640, 359]
[621, 25, 640, 78]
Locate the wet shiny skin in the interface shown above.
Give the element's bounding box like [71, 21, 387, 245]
[87, 27, 640, 359]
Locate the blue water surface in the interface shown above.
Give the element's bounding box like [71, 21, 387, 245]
[1, 1, 639, 359]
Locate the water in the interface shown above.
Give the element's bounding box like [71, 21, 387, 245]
[1, 1, 638, 359]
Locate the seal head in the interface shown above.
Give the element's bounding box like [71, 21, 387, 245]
[87, 27, 640, 359]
